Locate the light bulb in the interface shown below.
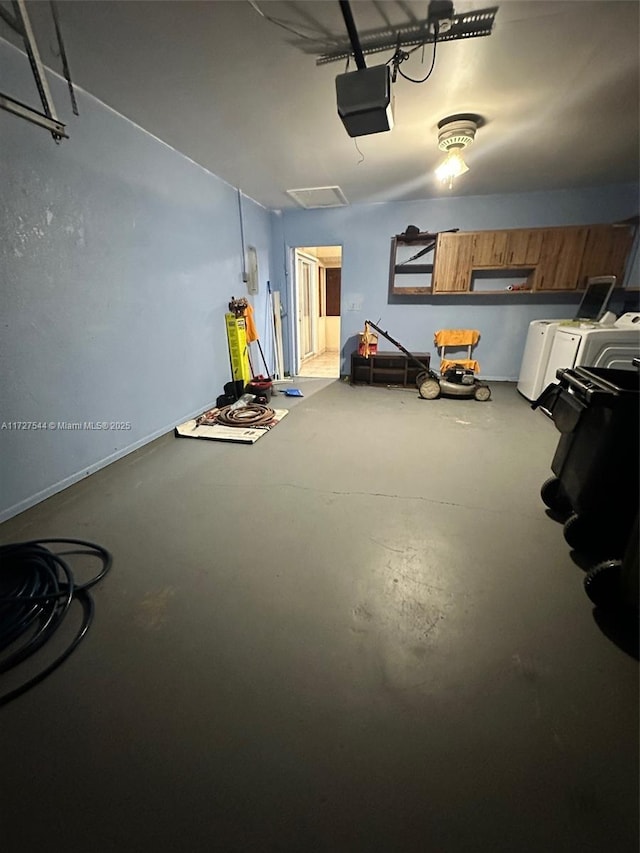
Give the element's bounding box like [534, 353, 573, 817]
[435, 147, 469, 189]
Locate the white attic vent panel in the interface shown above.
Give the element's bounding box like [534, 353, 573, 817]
[286, 186, 348, 209]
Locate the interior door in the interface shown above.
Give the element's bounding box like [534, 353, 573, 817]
[295, 251, 318, 364]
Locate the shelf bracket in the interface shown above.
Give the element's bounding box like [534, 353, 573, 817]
[0, 0, 75, 140]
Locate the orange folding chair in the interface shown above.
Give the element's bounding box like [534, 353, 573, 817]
[434, 329, 481, 376]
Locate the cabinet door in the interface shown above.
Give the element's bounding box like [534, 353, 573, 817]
[578, 224, 635, 287]
[505, 229, 544, 265]
[534, 227, 588, 291]
[433, 234, 473, 292]
[471, 231, 508, 267]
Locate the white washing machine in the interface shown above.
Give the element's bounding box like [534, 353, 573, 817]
[542, 312, 640, 388]
[517, 276, 620, 401]
[517, 319, 571, 400]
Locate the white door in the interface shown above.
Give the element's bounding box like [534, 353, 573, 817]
[295, 250, 319, 366]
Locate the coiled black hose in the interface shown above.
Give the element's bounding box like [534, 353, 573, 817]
[215, 404, 275, 427]
[0, 538, 112, 707]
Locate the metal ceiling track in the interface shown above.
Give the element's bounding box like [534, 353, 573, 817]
[0, 0, 75, 139]
[338, 0, 367, 70]
[317, 6, 498, 66]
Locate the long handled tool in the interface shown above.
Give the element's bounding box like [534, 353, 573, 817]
[364, 319, 438, 379]
[254, 337, 271, 379]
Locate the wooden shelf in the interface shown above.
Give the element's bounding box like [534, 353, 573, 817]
[350, 351, 431, 387]
[389, 234, 437, 298]
[391, 288, 593, 298]
[394, 264, 433, 275]
[393, 286, 639, 297]
[391, 287, 433, 295]
[389, 223, 637, 302]
[435, 289, 535, 295]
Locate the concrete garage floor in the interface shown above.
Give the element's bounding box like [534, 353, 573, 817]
[0, 380, 638, 853]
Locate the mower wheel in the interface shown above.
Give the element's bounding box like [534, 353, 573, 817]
[473, 384, 491, 402]
[415, 371, 428, 387]
[419, 377, 441, 400]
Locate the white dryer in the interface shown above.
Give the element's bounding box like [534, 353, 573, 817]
[517, 276, 619, 401]
[542, 312, 640, 388]
[517, 319, 571, 401]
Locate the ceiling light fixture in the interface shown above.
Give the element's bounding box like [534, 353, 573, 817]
[435, 115, 478, 189]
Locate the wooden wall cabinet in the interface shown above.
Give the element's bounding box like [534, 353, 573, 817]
[534, 227, 588, 291]
[505, 229, 544, 266]
[389, 222, 636, 299]
[469, 228, 544, 269]
[578, 224, 635, 287]
[471, 231, 507, 267]
[433, 233, 474, 292]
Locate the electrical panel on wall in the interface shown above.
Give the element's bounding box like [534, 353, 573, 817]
[246, 246, 259, 295]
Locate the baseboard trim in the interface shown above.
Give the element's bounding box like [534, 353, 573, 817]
[0, 401, 216, 524]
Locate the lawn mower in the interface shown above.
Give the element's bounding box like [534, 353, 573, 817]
[363, 320, 491, 402]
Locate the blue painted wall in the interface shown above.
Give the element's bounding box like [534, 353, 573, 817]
[270, 184, 639, 379]
[239, 195, 277, 380]
[1, 34, 637, 522]
[0, 40, 271, 522]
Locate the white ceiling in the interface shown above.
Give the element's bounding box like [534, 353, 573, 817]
[4, 0, 640, 209]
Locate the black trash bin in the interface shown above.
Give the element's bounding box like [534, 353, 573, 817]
[584, 511, 639, 612]
[534, 365, 640, 556]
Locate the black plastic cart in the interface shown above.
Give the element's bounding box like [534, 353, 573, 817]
[534, 365, 640, 560]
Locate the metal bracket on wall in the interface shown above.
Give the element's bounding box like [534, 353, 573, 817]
[0, 0, 76, 140]
[0, 91, 67, 137]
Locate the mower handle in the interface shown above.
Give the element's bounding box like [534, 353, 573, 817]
[364, 319, 436, 377]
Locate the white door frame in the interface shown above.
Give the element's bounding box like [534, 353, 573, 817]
[293, 249, 319, 374]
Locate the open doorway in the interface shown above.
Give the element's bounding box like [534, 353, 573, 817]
[293, 246, 342, 378]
